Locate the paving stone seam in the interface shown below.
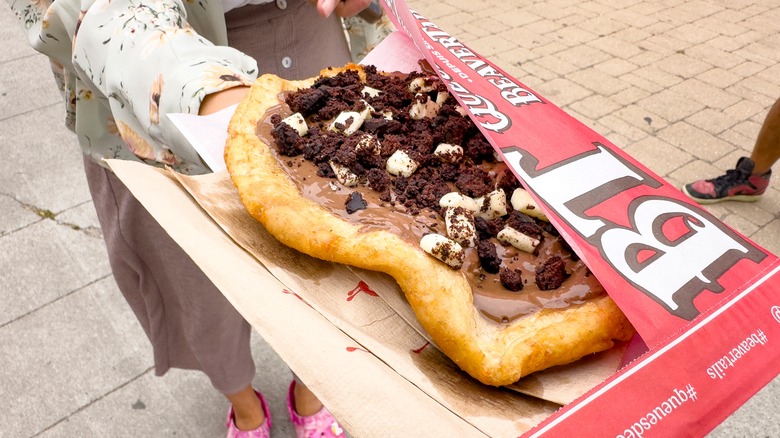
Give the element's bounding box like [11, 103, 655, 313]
[0, 273, 112, 330]
[0, 52, 40, 66]
[0, 101, 61, 124]
[31, 365, 155, 437]
[0, 195, 102, 239]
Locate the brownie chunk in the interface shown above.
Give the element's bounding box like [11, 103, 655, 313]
[432, 106, 471, 145]
[535, 256, 567, 290]
[496, 168, 521, 195]
[506, 211, 543, 241]
[316, 161, 335, 178]
[286, 87, 330, 115]
[500, 268, 524, 291]
[365, 168, 390, 193]
[455, 167, 493, 198]
[463, 134, 495, 163]
[474, 217, 493, 240]
[477, 240, 501, 274]
[270, 115, 302, 157]
[363, 118, 402, 136]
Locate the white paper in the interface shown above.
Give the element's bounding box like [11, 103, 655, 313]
[359, 31, 422, 74]
[167, 104, 237, 173]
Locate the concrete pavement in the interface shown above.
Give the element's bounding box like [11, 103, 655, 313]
[1, 0, 778, 436]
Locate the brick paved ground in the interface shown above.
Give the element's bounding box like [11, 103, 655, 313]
[1, 0, 778, 436]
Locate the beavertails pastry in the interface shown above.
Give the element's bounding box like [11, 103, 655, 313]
[225, 64, 634, 386]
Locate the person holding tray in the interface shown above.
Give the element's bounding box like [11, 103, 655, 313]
[683, 97, 779, 204]
[5, 0, 384, 436]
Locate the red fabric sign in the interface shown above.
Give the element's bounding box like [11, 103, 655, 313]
[381, 1, 780, 435]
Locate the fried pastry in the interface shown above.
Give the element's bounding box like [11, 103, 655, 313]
[224, 64, 634, 386]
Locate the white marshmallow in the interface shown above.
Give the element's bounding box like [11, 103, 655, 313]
[329, 161, 359, 187]
[474, 189, 508, 220]
[435, 90, 450, 106]
[355, 134, 381, 155]
[386, 150, 419, 177]
[362, 86, 382, 98]
[408, 77, 437, 93]
[438, 192, 479, 212]
[511, 188, 548, 221]
[409, 94, 441, 120]
[329, 111, 364, 135]
[433, 143, 464, 163]
[420, 233, 465, 269]
[359, 100, 374, 118]
[497, 226, 540, 253]
[281, 112, 308, 136]
[445, 207, 477, 247]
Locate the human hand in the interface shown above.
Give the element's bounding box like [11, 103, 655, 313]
[199, 86, 250, 115]
[316, 0, 372, 18]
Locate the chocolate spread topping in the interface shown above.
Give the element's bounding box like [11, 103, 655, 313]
[255, 66, 605, 323]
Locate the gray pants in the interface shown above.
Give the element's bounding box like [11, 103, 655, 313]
[85, 0, 350, 395]
[84, 157, 255, 394]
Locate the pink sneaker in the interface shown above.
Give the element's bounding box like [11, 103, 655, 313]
[287, 380, 346, 438]
[682, 157, 771, 204]
[226, 389, 272, 438]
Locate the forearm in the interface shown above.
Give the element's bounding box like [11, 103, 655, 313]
[8, 0, 258, 165]
[71, 0, 257, 162]
[200, 86, 250, 115]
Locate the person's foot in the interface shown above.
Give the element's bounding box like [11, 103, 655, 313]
[682, 157, 771, 204]
[292, 380, 325, 416]
[287, 380, 346, 438]
[226, 389, 271, 438]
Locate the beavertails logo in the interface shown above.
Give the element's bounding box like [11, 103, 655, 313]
[384, 5, 543, 133]
[415, 15, 543, 127]
[502, 145, 767, 320]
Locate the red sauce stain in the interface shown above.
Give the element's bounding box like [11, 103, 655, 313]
[412, 341, 430, 354]
[347, 281, 379, 301]
[282, 288, 311, 307]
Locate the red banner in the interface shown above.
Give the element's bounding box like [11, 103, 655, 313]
[527, 262, 780, 437]
[381, 1, 780, 435]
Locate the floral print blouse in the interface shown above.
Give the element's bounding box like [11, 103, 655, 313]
[6, 0, 259, 174]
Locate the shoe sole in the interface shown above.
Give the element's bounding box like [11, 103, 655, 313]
[681, 186, 763, 205]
